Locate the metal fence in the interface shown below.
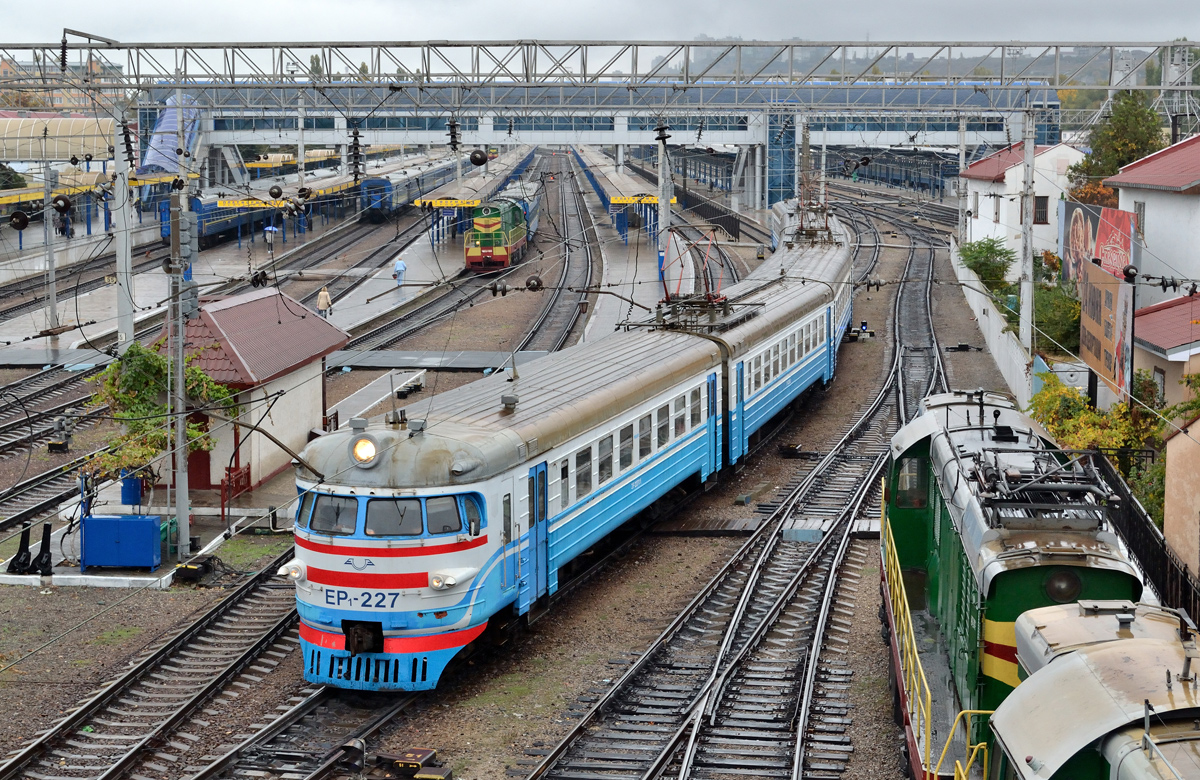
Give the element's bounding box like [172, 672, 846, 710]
[1098, 454, 1200, 620]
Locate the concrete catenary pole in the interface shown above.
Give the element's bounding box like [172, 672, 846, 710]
[655, 122, 672, 297]
[1019, 109, 1036, 353]
[40, 131, 58, 331]
[114, 118, 135, 352]
[958, 115, 967, 246]
[297, 90, 306, 188]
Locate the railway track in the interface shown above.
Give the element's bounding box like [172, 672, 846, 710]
[294, 211, 428, 310]
[520, 153, 594, 352]
[0, 548, 299, 780]
[525, 203, 945, 780]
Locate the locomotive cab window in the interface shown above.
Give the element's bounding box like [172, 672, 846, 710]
[365, 498, 422, 536]
[310, 495, 358, 535]
[427, 496, 463, 534]
[502, 493, 512, 543]
[295, 491, 317, 529]
[463, 496, 482, 536]
[895, 457, 928, 508]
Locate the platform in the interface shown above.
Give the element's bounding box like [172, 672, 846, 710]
[0, 345, 112, 368]
[328, 349, 548, 371]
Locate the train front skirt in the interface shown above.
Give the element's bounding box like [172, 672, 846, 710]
[299, 622, 486, 691]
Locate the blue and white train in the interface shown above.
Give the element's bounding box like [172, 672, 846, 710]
[283, 221, 855, 690]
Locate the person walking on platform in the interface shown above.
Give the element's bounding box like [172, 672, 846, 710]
[317, 287, 332, 318]
[392, 256, 408, 301]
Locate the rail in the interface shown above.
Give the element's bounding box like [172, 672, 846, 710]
[882, 511, 934, 776]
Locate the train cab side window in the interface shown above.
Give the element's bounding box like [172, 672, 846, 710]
[674, 396, 687, 436]
[503, 494, 512, 543]
[598, 436, 614, 483]
[639, 414, 653, 458]
[576, 447, 593, 496]
[365, 498, 422, 536]
[310, 495, 358, 535]
[619, 424, 634, 470]
[895, 457, 928, 509]
[427, 496, 463, 534]
[690, 388, 702, 426]
[295, 492, 316, 529]
[560, 462, 570, 511]
[463, 496, 482, 536]
[657, 405, 670, 446]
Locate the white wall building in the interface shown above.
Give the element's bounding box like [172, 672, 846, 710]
[1106, 134, 1200, 308]
[960, 143, 1084, 273]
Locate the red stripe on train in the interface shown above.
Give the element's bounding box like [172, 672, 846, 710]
[306, 567, 428, 589]
[300, 622, 487, 653]
[296, 534, 488, 558]
[984, 640, 1019, 665]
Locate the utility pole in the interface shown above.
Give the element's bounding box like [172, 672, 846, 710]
[655, 122, 672, 298]
[114, 118, 135, 352]
[1019, 109, 1036, 354]
[800, 120, 810, 206]
[820, 141, 827, 208]
[958, 115, 967, 246]
[297, 90, 306, 188]
[168, 193, 190, 562]
[40, 131, 59, 331]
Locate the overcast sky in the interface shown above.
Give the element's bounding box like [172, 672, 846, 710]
[3, 0, 1196, 44]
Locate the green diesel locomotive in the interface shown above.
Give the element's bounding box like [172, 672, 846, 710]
[881, 390, 1143, 778]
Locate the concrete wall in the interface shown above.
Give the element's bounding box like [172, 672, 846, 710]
[1165, 428, 1200, 574]
[950, 239, 1032, 406]
[249, 360, 324, 486]
[1117, 187, 1200, 308]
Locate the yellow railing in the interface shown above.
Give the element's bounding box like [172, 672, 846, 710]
[883, 507, 935, 774]
[935, 710, 995, 780]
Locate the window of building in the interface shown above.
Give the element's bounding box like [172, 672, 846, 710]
[310, 495, 357, 535]
[426, 496, 463, 534]
[619, 424, 634, 470]
[657, 404, 670, 447]
[639, 414, 653, 458]
[972, 191, 979, 217]
[598, 436, 614, 483]
[1153, 367, 1166, 403]
[674, 396, 687, 437]
[365, 498, 422, 536]
[1033, 196, 1049, 225]
[576, 447, 592, 496]
[690, 388, 702, 427]
[1134, 201, 1146, 237]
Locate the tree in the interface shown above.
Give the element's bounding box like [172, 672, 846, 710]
[88, 341, 237, 477]
[359, 62, 369, 77]
[1068, 90, 1165, 195]
[0, 163, 26, 191]
[959, 237, 1015, 293]
[308, 54, 323, 78]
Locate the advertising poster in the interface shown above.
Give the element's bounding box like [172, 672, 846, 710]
[1059, 201, 1139, 398]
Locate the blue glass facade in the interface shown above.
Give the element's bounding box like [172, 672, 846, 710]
[767, 115, 795, 206]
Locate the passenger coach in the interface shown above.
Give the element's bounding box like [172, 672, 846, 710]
[285, 221, 854, 690]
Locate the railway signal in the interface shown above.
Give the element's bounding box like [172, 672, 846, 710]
[349, 128, 363, 183]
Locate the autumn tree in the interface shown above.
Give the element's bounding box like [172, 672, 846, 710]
[1068, 90, 1165, 201]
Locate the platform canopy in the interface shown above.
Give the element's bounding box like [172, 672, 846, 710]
[0, 117, 115, 162]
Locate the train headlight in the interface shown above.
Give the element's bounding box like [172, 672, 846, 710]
[1044, 569, 1082, 603]
[429, 573, 457, 590]
[429, 567, 478, 591]
[349, 435, 380, 468]
[277, 561, 307, 582]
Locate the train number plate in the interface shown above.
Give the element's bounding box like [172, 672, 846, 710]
[324, 589, 401, 608]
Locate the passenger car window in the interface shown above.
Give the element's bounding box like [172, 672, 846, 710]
[657, 405, 670, 447]
[674, 396, 687, 437]
[427, 496, 463, 534]
[365, 498, 422, 536]
[690, 388, 702, 427]
[576, 447, 592, 496]
[619, 424, 634, 470]
[560, 462, 570, 511]
[310, 495, 358, 535]
[639, 414, 652, 458]
[598, 436, 613, 483]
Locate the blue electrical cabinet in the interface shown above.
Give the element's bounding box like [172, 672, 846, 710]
[81, 514, 162, 572]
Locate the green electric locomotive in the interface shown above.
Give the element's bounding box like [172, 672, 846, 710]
[881, 390, 1143, 778]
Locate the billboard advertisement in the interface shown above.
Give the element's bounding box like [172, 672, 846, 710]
[1059, 202, 1139, 398]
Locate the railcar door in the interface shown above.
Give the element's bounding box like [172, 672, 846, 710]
[526, 463, 549, 606]
[707, 373, 720, 473]
[729, 362, 745, 464]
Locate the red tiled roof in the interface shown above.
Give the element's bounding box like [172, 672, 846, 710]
[159, 288, 349, 388]
[1133, 294, 1200, 354]
[959, 143, 1055, 182]
[1104, 135, 1200, 193]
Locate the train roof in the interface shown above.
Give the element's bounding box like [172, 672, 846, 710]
[1015, 601, 1185, 675]
[993, 632, 1200, 780]
[297, 227, 853, 491]
[893, 391, 1140, 594]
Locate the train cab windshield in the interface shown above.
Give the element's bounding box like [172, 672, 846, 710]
[297, 493, 483, 537]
